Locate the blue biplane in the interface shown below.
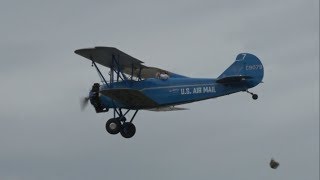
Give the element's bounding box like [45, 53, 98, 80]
[75, 47, 264, 138]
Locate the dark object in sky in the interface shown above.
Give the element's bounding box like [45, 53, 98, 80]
[270, 159, 279, 169]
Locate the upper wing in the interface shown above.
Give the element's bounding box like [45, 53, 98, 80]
[74, 46, 143, 69]
[100, 88, 158, 109]
[75, 46, 187, 79]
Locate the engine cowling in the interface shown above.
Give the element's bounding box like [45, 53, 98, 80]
[89, 83, 108, 113]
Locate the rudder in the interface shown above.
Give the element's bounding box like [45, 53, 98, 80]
[217, 53, 264, 88]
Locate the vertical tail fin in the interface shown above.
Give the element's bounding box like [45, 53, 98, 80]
[217, 53, 264, 88]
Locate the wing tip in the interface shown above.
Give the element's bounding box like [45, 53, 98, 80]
[74, 49, 80, 54]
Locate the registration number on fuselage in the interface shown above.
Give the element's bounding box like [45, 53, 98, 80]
[246, 64, 263, 70]
[180, 86, 216, 95]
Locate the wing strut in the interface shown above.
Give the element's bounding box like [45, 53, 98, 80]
[111, 54, 130, 87]
[91, 60, 109, 87]
[90, 53, 134, 88]
[112, 54, 127, 80]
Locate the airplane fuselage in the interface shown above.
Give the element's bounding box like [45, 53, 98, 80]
[99, 77, 255, 109]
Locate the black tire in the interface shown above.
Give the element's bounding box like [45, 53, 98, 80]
[120, 122, 136, 138]
[106, 118, 122, 134]
[252, 94, 258, 100]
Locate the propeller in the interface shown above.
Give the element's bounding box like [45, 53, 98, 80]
[80, 83, 100, 111]
[80, 96, 90, 111]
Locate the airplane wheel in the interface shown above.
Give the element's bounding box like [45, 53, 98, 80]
[106, 118, 122, 134]
[120, 122, 136, 138]
[252, 94, 258, 100]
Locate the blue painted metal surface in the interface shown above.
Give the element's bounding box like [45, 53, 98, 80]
[97, 53, 264, 109]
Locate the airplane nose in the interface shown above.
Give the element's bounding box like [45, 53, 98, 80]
[89, 83, 108, 113]
[80, 83, 100, 111]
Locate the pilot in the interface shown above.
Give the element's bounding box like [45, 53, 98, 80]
[156, 71, 169, 80]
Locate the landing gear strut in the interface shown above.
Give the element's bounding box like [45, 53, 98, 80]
[246, 90, 258, 100]
[105, 109, 138, 138]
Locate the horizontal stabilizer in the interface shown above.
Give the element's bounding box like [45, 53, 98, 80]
[147, 106, 189, 112]
[216, 75, 252, 84]
[100, 89, 158, 109]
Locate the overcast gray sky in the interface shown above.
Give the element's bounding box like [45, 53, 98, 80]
[0, 0, 319, 180]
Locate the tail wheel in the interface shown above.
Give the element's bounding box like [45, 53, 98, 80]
[106, 118, 122, 134]
[120, 122, 136, 138]
[252, 94, 258, 100]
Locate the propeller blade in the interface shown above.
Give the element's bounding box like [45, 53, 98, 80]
[80, 97, 90, 111]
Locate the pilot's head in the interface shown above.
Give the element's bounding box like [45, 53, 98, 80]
[91, 83, 100, 92]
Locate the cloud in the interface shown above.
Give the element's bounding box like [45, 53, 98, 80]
[0, 0, 318, 180]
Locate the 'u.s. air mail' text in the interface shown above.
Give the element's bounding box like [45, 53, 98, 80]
[180, 86, 216, 95]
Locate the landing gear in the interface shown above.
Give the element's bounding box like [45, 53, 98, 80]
[105, 109, 139, 138]
[106, 118, 122, 134]
[252, 94, 258, 100]
[120, 122, 136, 138]
[245, 90, 258, 100]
